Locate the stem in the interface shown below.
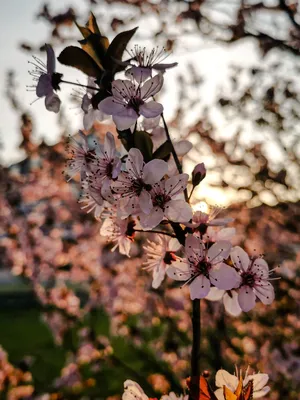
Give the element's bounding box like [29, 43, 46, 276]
[189, 299, 201, 400]
[161, 113, 189, 203]
[60, 79, 99, 91]
[188, 185, 196, 202]
[134, 229, 176, 238]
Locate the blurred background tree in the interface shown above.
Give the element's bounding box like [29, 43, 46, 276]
[0, 1, 299, 399]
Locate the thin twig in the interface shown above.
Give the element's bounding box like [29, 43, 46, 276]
[161, 113, 189, 203]
[61, 79, 99, 91]
[134, 229, 176, 238]
[189, 299, 201, 400]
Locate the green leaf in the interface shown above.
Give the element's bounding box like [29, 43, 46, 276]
[105, 27, 138, 71]
[133, 131, 153, 163]
[57, 46, 102, 78]
[152, 140, 172, 160]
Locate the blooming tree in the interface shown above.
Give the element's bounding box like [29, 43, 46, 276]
[16, 10, 285, 400]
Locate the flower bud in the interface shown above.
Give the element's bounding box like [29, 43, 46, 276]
[192, 162, 206, 186]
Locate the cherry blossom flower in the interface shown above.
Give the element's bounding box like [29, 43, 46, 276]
[29, 44, 62, 113]
[203, 226, 236, 243]
[100, 215, 136, 257]
[124, 45, 178, 81]
[99, 74, 164, 130]
[205, 287, 242, 317]
[122, 380, 149, 400]
[167, 235, 241, 299]
[79, 176, 110, 220]
[65, 131, 98, 181]
[231, 246, 275, 312]
[185, 206, 234, 233]
[143, 234, 181, 288]
[192, 162, 206, 186]
[215, 367, 270, 399]
[139, 174, 192, 229]
[81, 78, 106, 130]
[161, 393, 188, 400]
[112, 148, 168, 218]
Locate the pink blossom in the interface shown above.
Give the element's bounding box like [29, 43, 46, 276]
[29, 44, 62, 113]
[112, 148, 168, 218]
[231, 246, 275, 312]
[139, 174, 192, 229]
[184, 206, 234, 232]
[124, 45, 178, 81]
[167, 235, 241, 299]
[205, 287, 242, 317]
[100, 215, 136, 257]
[99, 75, 164, 130]
[65, 131, 98, 181]
[192, 162, 206, 186]
[143, 234, 181, 288]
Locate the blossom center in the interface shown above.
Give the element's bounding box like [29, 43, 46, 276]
[241, 271, 256, 287]
[125, 220, 136, 240]
[163, 251, 176, 265]
[132, 178, 146, 195]
[128, 96, 144, 113]
[195, 260, 211, 277]
[153, 193, 171, 209]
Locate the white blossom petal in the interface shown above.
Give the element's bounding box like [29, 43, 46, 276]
[173, 140, 193, 156]
[139, 207, 164, 229]
[244, 373, 269, 392]
[165, 174, 189, 197]
[223, 291, 242, 317]
[140, 74, 164, 99]
[165, 199, 192, 223]
[139, 190, 153, 214]
[143, 159, 168, 185]
[45, 92, 61, 113]
[140, 101, 163, 118]
[215, 369, 239, 392]
[45, 44, 56, 75]
[166, 260, 191, 281]
[254, 284, 275, 305]
[189, 275, 211, 299]
[238, 286, 256, 312]
[36, 74, 52, 97]
[126, 148, 144, 178]
[207, 241, 232, 265]
[113, 112, 138, 130]
[99, 96, 126, 114]
[205, 287, 225, 301]
[231, 246, 250, 272]
[210, 263, 241, 291]
[168, 238, 181, 252]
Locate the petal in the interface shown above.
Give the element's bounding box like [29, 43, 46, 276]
[142, 115, 160, 131]
[45, 44, 55, 74]
[165, 199, 192, 223]
[140, 101, 163, 118]
[139, 190, 153, 214]
[244, 373, 269, 392]
[168, 238, 181, 252]
[230, 246, 250, 272]
[207, 241, 232, 265]
[253, 386, 270, 398]
[153, 62, 178, 71]
[143, 159, 168, 184]
[152, 262, 165, 288]
[113, 112, 137, 131]
[140, 74, 164, 99]
[205, 287, 225, 301]
[119, 238, 131, 257]
[252, 258, 269, 276]
[45, 92, 61, 113]
[126, 148, 144, 178]
[223, 291, 242, 317]
[81, 93, 90, 113]
[214, 388, 225, 400]
[254, 283, 275, 305]
[166, 260, 191, 281]
[185, 235, 204, 261]
[112, 79, 134, 101]
[36, 74, 52, 97]
[165, 174, 189, 197]
[189, 275, 211, 299]
[215, 369, 238, 391]
[238, 286, 256, 312]
[173, 140, 193, 156]
[139, 207, 164, 229]
[126, 66, 152, 82]
[99, 96, 126, 114]
[216, 228, 236, 241]
[210, 263, 241, 290]
[104, 131, 116, 159]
